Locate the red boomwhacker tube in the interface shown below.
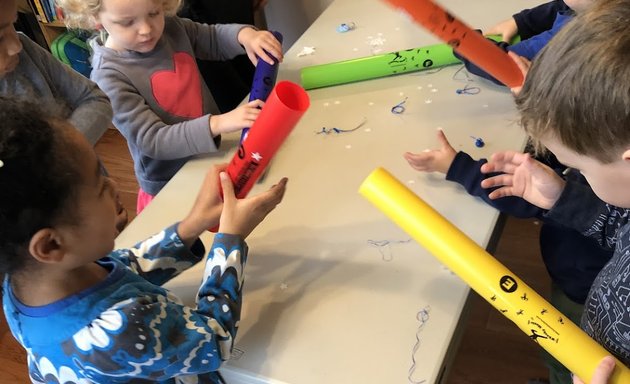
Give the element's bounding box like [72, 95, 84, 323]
[384, 0, 524, 88]
[226, 80, 310, 198]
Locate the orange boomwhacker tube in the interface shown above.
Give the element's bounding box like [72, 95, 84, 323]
[383, 0, 524, 88]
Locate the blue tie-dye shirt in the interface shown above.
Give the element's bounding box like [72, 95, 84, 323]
[2, 223, 248, 383]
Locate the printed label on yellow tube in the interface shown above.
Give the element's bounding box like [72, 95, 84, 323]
[359, 167, 630, 383]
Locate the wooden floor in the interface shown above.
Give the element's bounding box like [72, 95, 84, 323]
[0, 130, 551, 383]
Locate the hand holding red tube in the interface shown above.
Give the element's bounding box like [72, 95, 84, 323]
[209, 81, 310, 232]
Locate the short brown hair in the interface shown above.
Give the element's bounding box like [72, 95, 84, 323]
[515, 0, 630, 163]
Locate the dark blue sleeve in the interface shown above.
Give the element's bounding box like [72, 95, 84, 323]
[452, 38, 509, 85]
[513, 0, 569, 40]
[545, 182, 630, 251]
[508, 12, 574, 60]
[454, 11, 573, 85]
[446, 151, 544, 218]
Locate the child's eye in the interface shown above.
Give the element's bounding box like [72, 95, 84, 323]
[100, 178, 113, 196]
[117, 20, 134, 27]
[148, 11, 161, 17]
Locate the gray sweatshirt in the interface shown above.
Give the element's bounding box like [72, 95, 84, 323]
[90, 17, 248, 195]
[0, 33, 112, 145]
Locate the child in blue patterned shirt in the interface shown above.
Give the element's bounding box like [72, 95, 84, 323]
[0, 97, 287, 383]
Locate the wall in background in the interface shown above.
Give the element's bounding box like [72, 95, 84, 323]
[264, 0, 334, 50]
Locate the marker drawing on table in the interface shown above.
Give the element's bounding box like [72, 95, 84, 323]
[391, 97, 408, 114]
[456, 84, 480, 95]
[367, 239, 411, 262]
[408, 305, 431, 384]
[315, 118, 368, 135]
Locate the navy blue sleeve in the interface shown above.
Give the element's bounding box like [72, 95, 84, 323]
[508, 12, 574, 60]
[454, 10, 573, 85]
[446, 151, 544, 218]
[452, 38, 509, 85]
[545, 182, 630, 251]
[513, 0, 569, 40]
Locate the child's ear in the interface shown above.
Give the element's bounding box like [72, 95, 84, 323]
[622, 148, 630, 162]
[28, 228, 66, 264]
[90, 15, 103, 30]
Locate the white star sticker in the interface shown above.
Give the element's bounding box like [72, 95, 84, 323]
[251, 152, 263, 161]
[297, 46, 316, 57]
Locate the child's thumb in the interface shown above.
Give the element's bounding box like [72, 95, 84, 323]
[592, 356, 616, 382]
[436, 128, 450, 147]
[219, 172, 237, 202]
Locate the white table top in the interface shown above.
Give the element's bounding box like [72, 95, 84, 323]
[116, 0, 539, 382]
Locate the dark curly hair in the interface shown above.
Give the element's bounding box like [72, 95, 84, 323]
[0, 97, 82, 282]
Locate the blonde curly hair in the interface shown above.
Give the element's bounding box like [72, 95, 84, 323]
[57, 0, 182, 30]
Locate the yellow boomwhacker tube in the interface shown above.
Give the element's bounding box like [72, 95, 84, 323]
[359, 168, 630, 383]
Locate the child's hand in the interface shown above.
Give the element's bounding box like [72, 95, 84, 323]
[218, 172, 288, 239]
[209, 99, 265, 136]
[480, 151, 566, 209]
[485, 17, 518, 43]
[508, 51, 531, 95]
[403, 129, 457, 174]
[178, 165, 227, 245]
[237, 28, 283, 66]
[573, 356, 615, 384]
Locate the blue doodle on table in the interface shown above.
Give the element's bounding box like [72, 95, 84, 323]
[408, 306, 431, 384]
[367, 239, 411, 262]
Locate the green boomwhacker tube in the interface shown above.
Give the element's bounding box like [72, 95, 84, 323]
[300, 35, 519, 90]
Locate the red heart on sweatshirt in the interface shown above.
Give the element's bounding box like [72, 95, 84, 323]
[151, 52, 202, 118]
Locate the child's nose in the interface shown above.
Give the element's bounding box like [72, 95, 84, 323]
[138, 20, 152, 36]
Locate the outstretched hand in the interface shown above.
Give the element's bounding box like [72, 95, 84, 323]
[178, 165, 228, 246]
[484, 17, 518, 43]
[403, 129, 457, 174]
[480, 151, 565, 210]
[218, 172, 288, 239]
